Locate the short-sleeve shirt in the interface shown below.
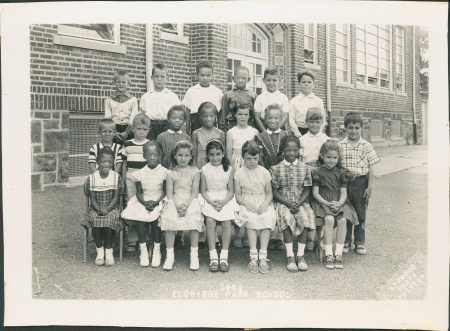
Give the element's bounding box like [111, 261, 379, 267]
[156, 130, 192, 169]
[88, 142, 123, 170]
[234, 165, 271, 195]
[299, 131, 330, 164]
[104, 92, 139, 126]
[182, 83, 223, 114]
[131, 164, 167, 200]
[288, 92, 325, 136]
[338, 137, 380, 176]
[121, 139, 149, 170]
[139, 88, 181, 121]
[270, 159, 312, 200]
[254, 90, 290, 119]
[228, 126, 259, 156]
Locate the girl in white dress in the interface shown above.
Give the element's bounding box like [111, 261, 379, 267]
[160, 141, 203, 271]
[234, 140, 276, 274]
[199, 139, 235, 272]
[121, 141, 167, 267]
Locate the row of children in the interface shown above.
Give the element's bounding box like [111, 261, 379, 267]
[86, 97, 380, 273]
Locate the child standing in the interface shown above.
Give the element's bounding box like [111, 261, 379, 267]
[254, 104, 287, 251]
[160, 141, 203, 271]
[182, 61, 223, 135]
[311, 140, 359, 269]
[221, 65, 257, 132]
[139, 63, 181, 141]
[88, 118, 123, 175]
[234, 140, 276, 274]
[85, 147, 124, 266]
[338, 112, 380, 255]
[226, 103, 259, 248]
[121, 141, 167, 267]
[299, 107, 330, 251]
[271, 136, 316, 272]
[192, 102, 225, 169]
[157, 106, 192, 169]
[289, 70, 326, 137]
[121, 113, 150, 252]
[104, 70, 139, 144]
[254, 66, 290, 132]
[200, 139, 235, 272]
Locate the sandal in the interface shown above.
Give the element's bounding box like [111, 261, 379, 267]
[209, 259, 219, 272]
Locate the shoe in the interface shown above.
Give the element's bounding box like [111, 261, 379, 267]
[286, 256, 298, 272]
[95, 247, 105, 266]
[305, 240, 315, 251]
[151, 251, 161, 268]
[247, 258, 259, 274]
[268, 239, 276, 250]
[163, 257, 174, 271]
[343, 243, 350, 254]
[296, 255, 308, 271]
[334, 255, 344, 269]
[219, 259, 229, 272]
[259, 258, 270, 274]
[198, 241, 206, 249]
[209, 259, 219, 272]
[356, 245, 366, 255]
[324, 255, 335, 269]
[233, 236, 243, 248]
[126, 241, 136, 252]
[140, 247, 150, 267]
[275, 239, 285, 251]
[105, 248, 115, 267]
[242, 237, 249, 247]
[190, 254, 200, 271]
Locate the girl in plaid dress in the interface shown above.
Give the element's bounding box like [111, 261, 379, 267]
[85, 147, 124, 267]
[271, 136, 315, 272]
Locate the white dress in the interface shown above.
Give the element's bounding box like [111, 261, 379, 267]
[228, 126, 259, 170]
[199, 163, 236, 221]
[121, 165, 167, 223]
[234, 166, 276, 230]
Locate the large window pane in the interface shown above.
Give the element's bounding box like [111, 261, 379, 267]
[367, 55, 378, 67]
[367, 66, 378, 77]
[356, 28, 365, 40]
[356, 51, 366, 63]
[356, 63, 366, 75]
[356, 40, 365, 52]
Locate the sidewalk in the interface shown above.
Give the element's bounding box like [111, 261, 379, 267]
[373, 144, 428, 177]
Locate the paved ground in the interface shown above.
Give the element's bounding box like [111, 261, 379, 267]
[32, 144, 428, 300]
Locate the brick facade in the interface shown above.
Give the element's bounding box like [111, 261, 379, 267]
[30, 23, 422, 190]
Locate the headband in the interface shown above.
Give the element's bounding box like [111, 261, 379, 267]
[174, 140, 192, 147]
[207, 139, 224, 149]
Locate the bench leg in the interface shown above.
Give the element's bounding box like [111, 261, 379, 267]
[83, 227, 88, 263]
[119, 228, 123, 261]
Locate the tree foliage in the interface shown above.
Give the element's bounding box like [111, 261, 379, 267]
[418, 27, 429, 91]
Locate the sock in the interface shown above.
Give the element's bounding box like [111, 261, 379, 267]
[190, 246, 198, 256]
[96, 247, 104, 259]
[335, 243, 344, 256]
[166, 247, 174, 260]
[105, 248, 113, 258]
[153, 242, 161, 251]
[297, 243, 306, 257]
[220, 249, 229, 260]
[209, 250, 218, 260]
[259, 250, 267, 260]
[249, 249, 258, 260]
[325, 244, 333, 256]
[285, 242, 294, 257]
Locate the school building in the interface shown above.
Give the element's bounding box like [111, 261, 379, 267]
[30, 23, 424, 190]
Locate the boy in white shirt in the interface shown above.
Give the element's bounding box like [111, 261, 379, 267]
[140, 63, 181, 141]
[182, 61, 223, 135]
[254, 66, 290, 132]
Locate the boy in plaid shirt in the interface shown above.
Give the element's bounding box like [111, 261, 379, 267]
[338, 112, 380, 255]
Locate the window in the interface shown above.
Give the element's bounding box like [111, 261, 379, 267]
[336, 24, 351, 83]
[395, 26, 405, 92]
[371, 119, 383, 139]
[160, 23, 188, 44]
[228, 25, 263, 55]
[391, 120, 401, 138]
[356, 24, 391, 89]
[227, 58, 242, 91]
[304, 24, 318, 66]
[53, 24, 126, 54]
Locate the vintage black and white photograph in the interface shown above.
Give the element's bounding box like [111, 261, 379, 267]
[2, 1, 448, 329]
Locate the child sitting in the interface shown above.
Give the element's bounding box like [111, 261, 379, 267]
[85, 147, 124, 266]
[104, 70, 139, 144]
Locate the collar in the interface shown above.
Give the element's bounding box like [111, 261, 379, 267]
[283, 159, 299, 166]
[147, 164, 162, 171]
[111, 91, 133, 99]
[343, 136, 362, 145]
[194, 83, 212, 89]
[305, 131, 322, 138]
[167, 129, 183, 134]
[232, 86, 249, 91]
[266, 129, 281, 135]
[298, 92, 315, 99]
[148, 88, 169, 93]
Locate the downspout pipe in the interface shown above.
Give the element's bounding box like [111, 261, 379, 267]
[412, 26, 417, 143]
[145, 23, 153, 92]
[325, 23, 332, 137]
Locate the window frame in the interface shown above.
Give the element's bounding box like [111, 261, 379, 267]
[304, 23, 320, 70]
[228, 24, 267, 59]
[395, 26, 406, 94]
[160, 23, 188, 44]
[53, 24, 126, 54]
[335, 23, 351, 85]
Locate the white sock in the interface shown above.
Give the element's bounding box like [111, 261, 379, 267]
[166, 247, 174, 259]
[335, 243, 344, 256]
[259, 250, 267, 260]
[96, 246, 104, 258]
[297, 243, 306, 257]
[209, 250, 218, 260]
[325, 244, 333, 256]
[105, 248, 113, 258]
[285, 242, 294, 257]
[220, 249, 229, 260]
[190, 246, 198, 256]
[153, 242, 161, 252]
[250, 249, 258, 260]
[139, 242, 147, 251]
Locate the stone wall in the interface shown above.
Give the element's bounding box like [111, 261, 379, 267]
[31, 109, 69, 191]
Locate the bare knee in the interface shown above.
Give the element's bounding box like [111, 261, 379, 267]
[206, 217, 216, 228]
[337, 217, 346, 227]
[324, 216, 335, 227]
[221, 220, 231, 229]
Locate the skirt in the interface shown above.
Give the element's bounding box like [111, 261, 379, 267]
[310, 191, 359, 225]
[159, 198, 204, 231]
[276, 202, 316, 235]
[198, 191, 236, 222]
[121, 196, 162, 223]
[86, 208, 124, 231]
[125, 168, 139, 200]
[235, 193, 276, 230]
[232, 154, 244, 171]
